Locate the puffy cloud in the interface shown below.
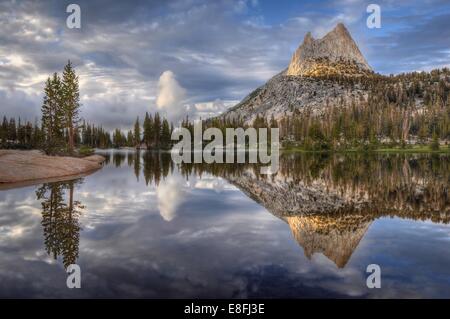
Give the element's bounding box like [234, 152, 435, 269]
[156, 70, 187, 122]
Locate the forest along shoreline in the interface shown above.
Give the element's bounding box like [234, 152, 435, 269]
[0, 150, 105, 190]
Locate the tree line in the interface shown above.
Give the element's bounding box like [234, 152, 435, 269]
[3, 63, 449, 153]
[0, 116, 43, 149]
[1, 59, 175, 151]
[278, 68, 450, 150]
[80, 112, 174, 149]
[0, 111, 176, 151]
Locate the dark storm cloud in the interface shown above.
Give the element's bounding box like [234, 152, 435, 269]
[0, 0, 449, 129]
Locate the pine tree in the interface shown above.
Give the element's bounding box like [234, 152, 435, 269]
[41, 73, 65, 154]
[0, 116, 7, 143]
[127, 130, 134, 147]
[161, 118, 171, 148]
[17, 118, 26, 144]
[31, 118, 42, 148]
[61, 60, 80, 153]
[8, 118, 16, 141]
[134, 117, 141, 147]
[153, 112, 161, 147]
[25, 121, 32, 145]
[143, 112, 152, 148]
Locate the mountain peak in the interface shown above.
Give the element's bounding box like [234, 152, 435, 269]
[333, 22, 348, 33]
[304, 31, 314, 44]
[286, 23, 372, 77]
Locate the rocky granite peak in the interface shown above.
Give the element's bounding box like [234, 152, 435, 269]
[286, 23, 372, 76]
[218, 23, 374, 124]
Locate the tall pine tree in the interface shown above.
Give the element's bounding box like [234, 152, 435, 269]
[62, 60, 80, 153]
[41, 73, 65, 154]
[134, 116, 141, 147]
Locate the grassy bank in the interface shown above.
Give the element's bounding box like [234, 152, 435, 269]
[282, 145, 450, 154]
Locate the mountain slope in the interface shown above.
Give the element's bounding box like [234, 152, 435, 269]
[222, 70, 367, 124]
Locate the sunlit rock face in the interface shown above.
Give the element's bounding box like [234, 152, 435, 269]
[286, 23, 372, 77]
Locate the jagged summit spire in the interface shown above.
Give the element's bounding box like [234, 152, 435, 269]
[304, 31, 314, 43]
[334, 22, 348, 33]
[286, 23, 372, 76]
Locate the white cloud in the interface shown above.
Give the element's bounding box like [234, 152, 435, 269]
[194, 99, 238, 119]
[156, 70, 187, 122]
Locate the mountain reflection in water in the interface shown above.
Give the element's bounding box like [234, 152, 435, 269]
[1, 150, 449, 298]
[180, 152, 449, 268]
[53, 151, 449, 269]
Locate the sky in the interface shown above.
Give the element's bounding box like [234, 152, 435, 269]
[0, 0, 449, 130]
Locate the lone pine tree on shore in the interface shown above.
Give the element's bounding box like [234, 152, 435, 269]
[40, 61, 81, 154]
[62, 60, 81, 154]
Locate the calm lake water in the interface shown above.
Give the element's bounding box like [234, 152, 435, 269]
[0, 150, 449, 298]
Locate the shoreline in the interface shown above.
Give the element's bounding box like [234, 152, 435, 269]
[0, 150, 105, 190]
[95, 146, 450, 155]
[281, 146, 450, 154]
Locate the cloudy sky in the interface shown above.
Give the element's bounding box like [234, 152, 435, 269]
[0, 0, 449, 130]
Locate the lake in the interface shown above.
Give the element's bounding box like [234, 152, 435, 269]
[0, 150, 449, 298]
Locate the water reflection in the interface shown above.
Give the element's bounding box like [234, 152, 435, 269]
[0, 150, 449, 297]
[181, 153, 450, 216]
[178, 153, 450, 268]
[36, 179, 84, 268]
[102, 150, 174, 185]
[96, 151, 450, 269]
[284, 214, 372, 268]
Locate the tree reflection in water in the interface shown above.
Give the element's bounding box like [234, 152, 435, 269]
[103, 151, 450, 221]
[36, 179, 84, 269]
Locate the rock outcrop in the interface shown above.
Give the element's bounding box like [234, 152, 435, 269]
[286, 23, 372, 76]
[0, 150, 105, 189]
